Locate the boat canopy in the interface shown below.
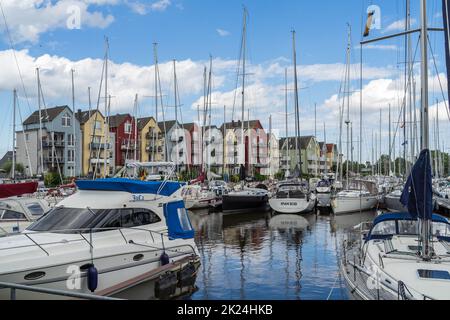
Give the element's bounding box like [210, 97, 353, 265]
[365, 212, 450, 242]
[163, 200, 194, 239]
[76, 178, 183, 197]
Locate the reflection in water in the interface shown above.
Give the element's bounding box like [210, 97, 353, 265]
[188, 209, 377, 300]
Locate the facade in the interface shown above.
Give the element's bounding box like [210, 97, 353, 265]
[137, 117, 164, 162]
[109, 114, 137, 168]
[182, 123, 200, 167]
[158, 121, 191, 167]
[266, 133, 280, 177]
[76, 110, 114, 177]
[326, 143, 339, 172]
[279, 136, 322, 176]
[16, 106, 82, 177]
[202, 126, 224, 171]
[318, 142, 330, 175]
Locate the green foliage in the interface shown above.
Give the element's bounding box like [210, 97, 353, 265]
[254, 173, 267, 182]
[231, 174, 240, 183]
[44, 172, 63, 188]
[274, 171, 285, 180]
[2, 161, 24, 175]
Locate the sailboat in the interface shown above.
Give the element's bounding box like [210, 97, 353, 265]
[341, 0, 450, 300]
[221, 8, 270, 214]
[269, 31, 316, 214]
[331, 25, 377, 215]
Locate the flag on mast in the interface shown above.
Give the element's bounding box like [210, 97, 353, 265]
[363, 11, 375, 37]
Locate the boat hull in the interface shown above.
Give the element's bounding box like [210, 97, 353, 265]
[269, 197, 315, 214]
[331, 196, 377, 214]
[384, 195, 406, 212]
[222, 194, 268, 213]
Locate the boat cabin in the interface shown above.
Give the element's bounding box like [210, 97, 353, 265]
[365, 213, 450, 243]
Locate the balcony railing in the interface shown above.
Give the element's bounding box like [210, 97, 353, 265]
[44, 157, 64, 163]
[90, 142, 111, 150]
[42, 140, 65, 148]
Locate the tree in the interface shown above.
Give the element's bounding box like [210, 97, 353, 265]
[1, 161, 24, 176]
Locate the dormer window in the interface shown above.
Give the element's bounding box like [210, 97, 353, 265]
[62, 113, 71, 127]
[124, 122, 132, 134]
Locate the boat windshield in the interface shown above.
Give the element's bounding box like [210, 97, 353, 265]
[369, 219, 450, 239]
[27, 207, 161, 233]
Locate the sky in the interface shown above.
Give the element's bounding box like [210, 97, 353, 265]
[0, 0, 448, 163]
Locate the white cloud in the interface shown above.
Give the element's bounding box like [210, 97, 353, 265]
[216, 29, 230, 37]
[363, 44, 398, 51]
[126, 0, 171, 15]
[0, 0, 115, 43]
[383, 18, 417, 33]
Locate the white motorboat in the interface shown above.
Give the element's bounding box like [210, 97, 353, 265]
[269, 181, 316, 214]
[181, 185, 218, 210]
[315, 179, 332, 208]
[0, 197, 50, 236]
[0, 178, 200, 300]
[332, 180, 378, 215]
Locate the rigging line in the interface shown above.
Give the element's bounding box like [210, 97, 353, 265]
[426, 35, 450, 123]
[232, 9, 247, 121]
[0, 1, 32, 114]
[15, 98, 33, 175]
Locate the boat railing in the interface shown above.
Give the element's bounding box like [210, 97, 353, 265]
[0, 281, 122, 300]
[347, 256, 434, 300]
[0, 226, 196, 258]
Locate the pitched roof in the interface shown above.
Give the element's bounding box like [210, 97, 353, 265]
[23, 106, 69, 125]
[0, 151, 13, 168]
[182, 122, 197, 131]
[158, 120, 177, 133]
[109, 114, 132, 128]
[326, 143, 337, 153]
[75, 109, 104, 125]
[220, 120, 263, 131]
[279, 136, 316, 150]
[137, 117, 156, 131]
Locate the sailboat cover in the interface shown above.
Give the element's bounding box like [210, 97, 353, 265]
[400, 149, 432, 220]
[444, 0, 450, 103]
[0, 181, 38, 199]
[76, 178, 183, 197]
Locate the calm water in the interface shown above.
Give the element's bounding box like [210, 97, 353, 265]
[188, 209, 377, 300]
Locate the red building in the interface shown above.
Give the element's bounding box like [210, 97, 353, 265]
[109, 114, 137, 167]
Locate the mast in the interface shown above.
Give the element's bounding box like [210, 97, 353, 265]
[173, 59, 179, 171]
[37, 68, 44, 176]
[407, 0, 414, 171]
[103, 37, 109, 178]
[241, 8, 247, 174]
[152, 43, 159, 163]
[12, 89, 16, 180]
[389, 104, 392, 176]
[420, 0, 431, 260]
[324, 122, 328, 176]
[292, 29, 302, 179]
[285, 68, 290, 177]
[344, 24, 351, 188]
[134, 94, 138, 162]
[379, 108, 382, 176]
[315, 102, 318, 177]
[71, 69, 77, 177]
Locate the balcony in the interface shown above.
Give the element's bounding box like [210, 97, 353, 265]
[90, 158, 111, 165]
[42, 140, 65, 148]
[90, 142, 111, 150]
[146, 146, 163, 153]
[121, 140, 136, 150]
[44, 157, 64, 163]
[146, 132, 163, 140]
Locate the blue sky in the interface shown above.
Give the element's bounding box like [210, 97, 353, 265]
[0, 0, 448, 162]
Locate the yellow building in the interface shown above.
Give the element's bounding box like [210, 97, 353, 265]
[76, 110, 112, 177]
[137, 117, 164, 162]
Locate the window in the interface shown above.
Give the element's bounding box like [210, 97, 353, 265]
[25, 133, 29, 141]
[92, 120, 102, 131]
[28, 207, 161, 233]
[26, 203, 45, 216]
[1, 210, 27, 220]
[67, 134, 75, 147]
[67, 150, 75, 162]
[177, 208, 193, 232]
[62, 114, 71, 127]
[124, 122, 132, 134]
[371, 220, 396, 236]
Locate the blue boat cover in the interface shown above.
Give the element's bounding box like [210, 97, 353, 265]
[372, 212, 449, 226]
[163, 200, 195, 239]
[76, 178, 183, 197]
[400, 149, 433, 220]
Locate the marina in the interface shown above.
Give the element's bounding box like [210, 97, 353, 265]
[0, 0, 450, 302]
